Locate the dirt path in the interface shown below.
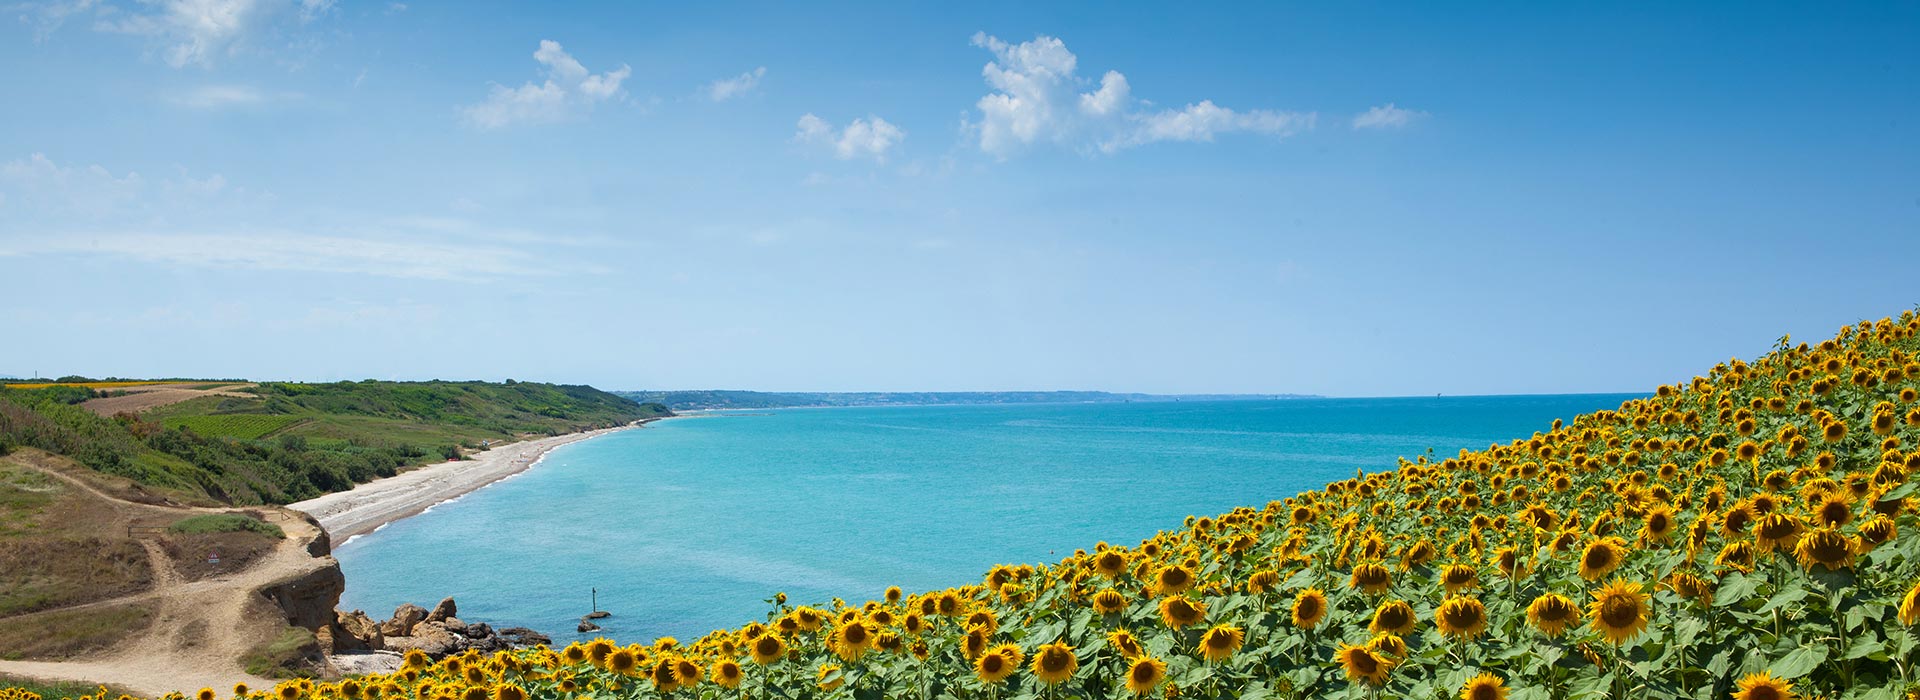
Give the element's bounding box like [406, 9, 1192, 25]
[79, 383, 257, 417]
[0, 458, 334, 696]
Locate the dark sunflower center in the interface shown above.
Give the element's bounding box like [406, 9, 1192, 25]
[1748, 687, 1781, 700]
[1444, 603, 1482, 628]
[1600, 597, 1640, 627]
[982, 657, 1003, 673]
[1298, 598, 1322, 619]
[1348, 650, 1378, 674]
[1042, 651, 1072, 670]
[1377, 607, 1410, 628]
[1132, 664, 1156, 682]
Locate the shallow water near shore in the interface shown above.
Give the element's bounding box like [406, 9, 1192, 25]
[334, 395, 1636, 642]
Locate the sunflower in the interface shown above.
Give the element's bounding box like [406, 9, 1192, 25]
[1246, 569, 1281, 594]
[831, 618, 875, 660]
[1525, 592, 1581, 637]
[974, 645, 1021, 685]
[1334, 643, 1395, 685]
[1435, 596, 1488, 640]
[1753, 512, 1803, 553]
[232, 685, 249, 698]
[1857, 515, 1897, 550]
[884, 586, 903, 603]
[1155, 565, 1196, 595]
[1716, 541, 1756, 572]
[607, 649, 640, 675]
[1901, 580, 1920, 625]
[749, 634, 786, 665]
[491, 687, 523, 700]
[1197, 624, 1244, 662]
[1031, 642, 1079, 684]
[1124, 656, 1168, 696]
[1092, 588, 1129, 615]
[1367, 632, 1407, 658]
[648, 659, 680, 693]
[1666, 570, 1715, 606]
[1577, 537, 1628, 581]
[1159, 595, 1207, 629]
[1350, 562, 1392, 594]
[965, 609, 999, 635]
[1588, 578, 1650, 645]
[710, 660, 743, 689]
[963, 627, 990, 659]
[1731, 672, 1796, 700]
[674, 659, 703, 689]
[1810, 492, 1855, 527]
[1094, 550, 1128, 577]
[816, 664, 842, 691]
[1459, 673, 1507, 700]
[1291, 588, 1329, 629]
[1640, 506, 1677, 543]
[198, 689, 217, 700]
[1493, 547, 1526, 579]
[1369, 599, 1417, 635]
[1793, 527, 1855, 570]
[936, 591, 963, 616]
[1107, 628, 1146, 659]
[1440, 563, 1479, 594]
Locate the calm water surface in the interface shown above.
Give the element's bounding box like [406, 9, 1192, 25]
[334, 395, 1635, 641]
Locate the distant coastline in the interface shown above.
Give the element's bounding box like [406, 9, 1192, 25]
[617, 389, 1319, 411]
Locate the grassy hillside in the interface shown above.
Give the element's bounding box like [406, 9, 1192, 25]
[109, 309, 1920, 700]
[0, 380, 668, 505]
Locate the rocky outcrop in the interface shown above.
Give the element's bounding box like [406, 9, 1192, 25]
[258, 556, 346, 632]
[379, 603, 428, 637]
[372, 597, 548, 659]
[334, 610, 385, 651]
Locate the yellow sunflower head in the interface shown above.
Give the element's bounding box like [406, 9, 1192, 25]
[711, 660, 743, 689]
[1525, 592, 1581, 637]
[1731, 672, 1796, 700]
[1031, 641, 1079, 685]
[1196, 624, 1244, 662]
[1793, 527, 1855, 571]
[1588, 578, 1650, 645]
[1350, 562, 1393, 594]
[1435, 596, 1488, 640]
[1158, 595, 1208, 629]
[1334, 643, 1395, 686]
[1124, 656, 1168, 696]
[1578, 537, 1628, 581]
[1458, 673, 1508, 700]
[1291, 588, 1328, 629]
[1369, 599, 1417, 636]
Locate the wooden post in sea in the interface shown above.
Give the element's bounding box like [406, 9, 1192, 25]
[592, 587, 598, 614]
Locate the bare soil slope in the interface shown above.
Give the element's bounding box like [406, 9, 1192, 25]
[0, 449, 337, 696]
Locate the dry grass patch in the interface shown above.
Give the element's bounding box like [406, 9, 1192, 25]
[0, 538, 152, 616]
[0, 602, 154, 660]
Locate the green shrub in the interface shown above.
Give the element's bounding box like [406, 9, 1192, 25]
[167, 514, 283, 539]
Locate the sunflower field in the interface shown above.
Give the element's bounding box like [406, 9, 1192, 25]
[25, 311, 1920, 700]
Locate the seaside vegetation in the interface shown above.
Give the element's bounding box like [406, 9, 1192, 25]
[0, 380, 669, 505]
[166, 513, 285, 538]
[31, 310, 1909, 700]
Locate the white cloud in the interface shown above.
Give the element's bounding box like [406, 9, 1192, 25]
[296, 0, 331, 22]
[1106, 101, 1316, 151]
[464, 40, 631, 129]
[1078, 71, 1130, 117]
[0, 153, 563, 280]
[795, 113, 904, 163]
[21, 0, 338, 65]
[1352, 103, 1426, 130]
[966, 32, 1314, 157]
[706, 66, 766, 101]
[170, 84, 302, 108]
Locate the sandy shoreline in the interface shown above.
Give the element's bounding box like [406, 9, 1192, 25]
[289, 420, 661, 542]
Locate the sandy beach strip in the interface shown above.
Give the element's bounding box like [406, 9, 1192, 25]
[289, 420, 659, 542]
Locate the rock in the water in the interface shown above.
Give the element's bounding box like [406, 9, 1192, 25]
[499, 627, 551, 647]
[583, 610, 611, 620]
[384, 621, 461, 657]
[332, 610, 385, 652]
[577, 620, 601, 633]
[464, 622, 492, 639]
[442, 616, 466, 632]
[380, 603, 428, 637]
[427, 597, 458, 623]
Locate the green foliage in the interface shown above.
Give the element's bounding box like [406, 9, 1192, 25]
[0, 379, 669, 505]
[240, 625, 322, 679]
[0, 674, 126, 700]
[167, 513, 284, 538]
[162, 414, 303, 440]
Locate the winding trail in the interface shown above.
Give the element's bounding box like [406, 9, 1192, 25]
[0, 455, 336, 696]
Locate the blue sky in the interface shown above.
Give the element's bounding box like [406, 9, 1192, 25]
[1, 2, 1915, 396]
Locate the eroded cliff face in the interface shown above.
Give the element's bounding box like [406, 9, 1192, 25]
[258, 556, 347, 632]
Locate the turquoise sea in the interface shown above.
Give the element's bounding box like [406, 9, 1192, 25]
[334, 394, 1637, 642]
